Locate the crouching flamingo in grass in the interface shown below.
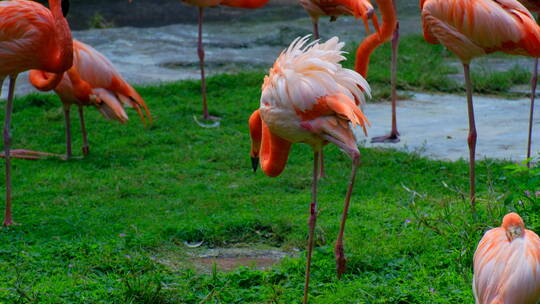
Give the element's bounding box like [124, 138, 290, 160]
[29, 40, 152, 159]
[518, 0, 540, 166]
[473, 213, 540, 304]
[421, 0, 540, 207]
[0, 0, 73, 226]
[249, 36, 371, 303]
[299, 0, 376, 40]
[131, 0, 269, 126]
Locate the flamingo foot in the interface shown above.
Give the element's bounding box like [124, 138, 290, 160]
[370, 132, 400, 143]
[334, 241, 346, 279]
[0, 149, 65, 160]
[193, 115, 221, 128]
[3, 218, 16, 227]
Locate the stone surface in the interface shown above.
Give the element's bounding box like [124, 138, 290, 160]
[360, 92, 540, 162]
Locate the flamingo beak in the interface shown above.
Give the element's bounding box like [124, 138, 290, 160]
[61, 0, 70, 17]
[251, 157, 259, 172]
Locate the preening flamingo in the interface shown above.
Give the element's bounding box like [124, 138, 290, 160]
[249, 36, 370, 303]
[421, 0, 540, 206]
[131, 0, 269, 125]
[299, 0, 376, 40]
[0, 0, 73, 226]
[473, 212, 540, 304]
[518, 0, 540, 166]
[355, 0, 400, 143]
[29, 40, 152, 159]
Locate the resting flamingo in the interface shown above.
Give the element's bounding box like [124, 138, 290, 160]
[249, 36, 370, 303]
[131, 0, 269, 125]
[0, 0, 73, 226]
[29, 40, 152, 159]
[421, 0, 540, 207]
[518, 0, 540, 166]
[299, 0, 376, 39]
[473, 212, 540, 304]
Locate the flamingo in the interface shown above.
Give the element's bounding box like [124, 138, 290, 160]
[421, 0, 540, 207]
[354, 0, 400, 143]
[29, 40, 152, 159]
[299, 0, 376, 40]
[249, 36, 371, 303]
[0, 0, 74, 226]
[131, 0, 269, 126]
[473, 212, 540, 303]
[518, 0, 540, 166]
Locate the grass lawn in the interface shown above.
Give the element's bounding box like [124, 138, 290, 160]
[0, 35, 538, 303]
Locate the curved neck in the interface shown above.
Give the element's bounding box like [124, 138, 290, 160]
[354, 0, 397, 77]
[28, 70, 64, 91]
[43, 0, 73, 73]
[260, 123, 292, 177]
[66, 68, 93, 102]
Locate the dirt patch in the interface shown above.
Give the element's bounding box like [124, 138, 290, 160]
[178, 248, 297, 273]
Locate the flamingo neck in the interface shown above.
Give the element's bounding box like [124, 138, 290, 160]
[66, 68, 93, 102]
[354, 0, 397, 77]
[43, 0, 73, 74]
[28, 70, 64, 91]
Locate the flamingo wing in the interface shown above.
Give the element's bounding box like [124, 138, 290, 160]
[0, 1, 55, 76]
[422, 0, 540, 62]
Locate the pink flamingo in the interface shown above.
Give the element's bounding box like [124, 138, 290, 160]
[473, 212, 540, 303]
[249, 36, 370, 303]
[299, 0, 376, 39]
[421, 0, 540, 207]
[0, 0, 74, 226]
[29, 40, 152, 159]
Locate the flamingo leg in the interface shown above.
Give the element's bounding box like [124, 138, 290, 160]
[334, 153, 360, 279]
[464, 63, 477, 208]
[78, 105, 89, 156]
[3, 75, 16, 226]
[318, 149, 325, 179]
[371, 21, 400, 143]
[313, 22, 319, 40]
[63, 105, 72, 159]
[195, 7, 220, 124]
[303, 151, 320, 304]
[527, 57, 538, 168]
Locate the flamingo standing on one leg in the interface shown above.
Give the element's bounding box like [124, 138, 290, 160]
[354, 0, 400, 143]
[518, 0, 540, 166]
[29, 40, 152, 159]
[473, 212, 540, 303]
[131, 0, 269, 125]
[0, 0, 74, 226]
[421, 0, 540, 207]
[249, 36, 371, 303]
[299, 0, 376, 40]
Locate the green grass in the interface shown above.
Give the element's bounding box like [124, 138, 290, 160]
[0, 64, 538, 303]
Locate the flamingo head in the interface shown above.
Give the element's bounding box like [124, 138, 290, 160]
[502, 212, 525, 241]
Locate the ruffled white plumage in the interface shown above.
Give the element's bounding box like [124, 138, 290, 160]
[261, 35, 370, 112]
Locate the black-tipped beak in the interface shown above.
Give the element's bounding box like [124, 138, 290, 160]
[366, 7, 374, 19]
[251, 157, 259, 172]
[62, 0, 70, 17]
